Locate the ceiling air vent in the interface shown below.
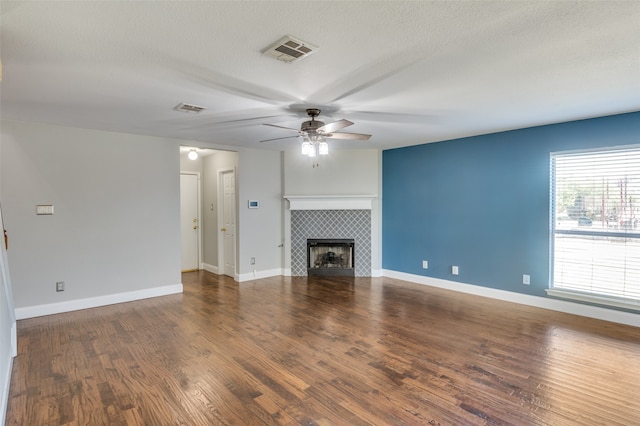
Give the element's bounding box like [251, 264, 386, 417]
[173, 103, 206, 114]
[262, 35, 318, 63]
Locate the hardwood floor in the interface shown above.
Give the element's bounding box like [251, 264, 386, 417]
[6, 272, 640, 425]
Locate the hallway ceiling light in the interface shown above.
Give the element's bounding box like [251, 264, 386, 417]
[188, 149, 198, 160]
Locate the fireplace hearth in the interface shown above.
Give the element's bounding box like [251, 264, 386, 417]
[307, 239, 355, 276]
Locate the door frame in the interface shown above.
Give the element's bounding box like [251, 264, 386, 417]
[0, 204, 17, 358]
[217, 167, 236, 279]
[180, 171, 202, 272]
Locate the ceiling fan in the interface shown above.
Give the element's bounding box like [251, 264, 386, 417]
[260, 108, 372, 143]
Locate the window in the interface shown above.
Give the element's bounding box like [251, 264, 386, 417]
[549, 146, 640, 310]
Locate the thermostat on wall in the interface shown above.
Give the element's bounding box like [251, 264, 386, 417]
[36, 204, 55, 215]
[248, 200, 259, 209]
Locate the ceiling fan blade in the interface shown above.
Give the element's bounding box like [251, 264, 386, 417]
[308, 50, 425, 105]
[169, 59, 302, 105]
[259, 135, 300, 143]
[191, 114, 289, 130]
[326, 132, 371, 141]
[263, 123, 300, 132]
[344, 110, 439, 124]
[317, 119, 353, 133]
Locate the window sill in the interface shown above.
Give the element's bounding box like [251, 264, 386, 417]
[546, 289, 640, 312]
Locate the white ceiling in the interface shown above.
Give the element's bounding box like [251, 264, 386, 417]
[1, 1, 639, 151]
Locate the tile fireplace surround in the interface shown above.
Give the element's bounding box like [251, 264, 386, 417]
[287, 196, 374, 277]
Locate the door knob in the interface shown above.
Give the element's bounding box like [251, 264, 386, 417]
[221, 227, 226, 232]
[193, 226, 197, 230]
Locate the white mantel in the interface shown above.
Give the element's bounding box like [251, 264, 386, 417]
[285, 195, 376, 211]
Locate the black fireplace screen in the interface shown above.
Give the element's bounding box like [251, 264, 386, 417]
[307, 239, 355, 276]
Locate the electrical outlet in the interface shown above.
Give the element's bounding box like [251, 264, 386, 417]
[250, 257, 255, 265]
[452, 265, 459, 275]
[56, 281, 64, 292]
[523, 274, 530, 285]
[422, 260, 428, 269]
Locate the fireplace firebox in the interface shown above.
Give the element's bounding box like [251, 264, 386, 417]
[307, 239, 355, 276]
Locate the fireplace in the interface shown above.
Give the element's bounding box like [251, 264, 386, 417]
[307, 239, 355, 276]
[288, 202, 373, 277]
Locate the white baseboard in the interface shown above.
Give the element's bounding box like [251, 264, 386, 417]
[14, 284, 183, 320]
[201, 263, 218, 274]
[382, 270, 640, 328]
[237, 268, 284, 282]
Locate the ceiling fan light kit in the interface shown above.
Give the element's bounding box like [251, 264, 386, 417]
[318, 141, 329, 156]
[301, 139, 314, 157]
[301, 135, 328, 158]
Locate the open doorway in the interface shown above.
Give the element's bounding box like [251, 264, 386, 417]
[179, 146, 239, 277]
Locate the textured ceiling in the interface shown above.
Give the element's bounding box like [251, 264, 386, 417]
[1, 1, 639, 151]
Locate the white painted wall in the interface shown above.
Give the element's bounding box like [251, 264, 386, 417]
[237, 149, 283, 280]
[284, 148, 380, 196]
[1, 121, 183, 316]
[283, 148, 382, 274]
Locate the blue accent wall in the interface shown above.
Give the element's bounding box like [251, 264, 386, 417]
[383, 112, 640, 299]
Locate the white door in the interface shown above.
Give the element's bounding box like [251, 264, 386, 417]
[180, 173, 200, 272]
[221, 170, 236, 277]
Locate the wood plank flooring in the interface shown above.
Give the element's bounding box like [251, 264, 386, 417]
[6, 272, 640, 425]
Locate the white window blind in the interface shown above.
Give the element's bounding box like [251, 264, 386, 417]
[550, 146, 640, 309]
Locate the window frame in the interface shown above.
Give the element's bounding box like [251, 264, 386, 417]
[548, 145, 640, 311]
